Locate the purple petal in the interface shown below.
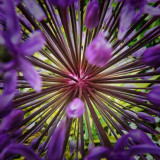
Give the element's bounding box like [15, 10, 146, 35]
[0, 109, 24, 133]
[137, 112, 155, 123]
[132, 47, 146, 58]
[108, 151, 131, 160]
[48, 118, 66, 160]
[12, 129, 22, 139]
[0, 133, 10, 152]
[0, 143, 42, 160]
[85, 147, 109, 160]
[85, 33, 112, 67]
[66, 98, 85, 118]
[30, 138, 39, 149]
[142, 44, 160, 67]
[129, 129, 155, 145]
[0, 33, 5, 45]
[147, 87, 160, 106]
[125, 110, 138, 120]
[144, 5, 160, 16]
[114, 134, 129, 151]
[20, 30, 46, 56]
[4, 0, 21, 45]
[84, 1, 100, 30]
[23, 0, 46, 21]
[3, 69, 17, 94]
[118, 4, 135, 40]
[0, 93, 14, 118]
[19, 57, 42, 93]
[129, 144, 160, 156]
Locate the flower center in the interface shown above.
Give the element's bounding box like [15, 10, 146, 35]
[67, 70, 88, 88]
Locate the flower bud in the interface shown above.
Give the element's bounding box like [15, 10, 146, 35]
[85, 33, 112, 67]
[66, 98, 85, 118]
[148, 109, 160, 117]
[138, 124, 155, 134]
[137, 112, 155, 123]
[147, 87, 160, 106]
[84, 1, 99, 30]
[142, 44, 160, 68]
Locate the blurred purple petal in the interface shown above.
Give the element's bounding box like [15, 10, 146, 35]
[48, 118, 66, 160]
[144, 5, 160, 16]
[147, 87, 160, 106]
[142, 44, 160, 67]
[0, 93, 14, 118]
[85, 33, 112, 67]
[132, 47, 146, 58]
[129, 129, 155, 145]
[114, 134, 129, 151]
[66, 98, 85, 118]
[84, 1, 100, 30]
[129, 144, 160, 156]
[85, 146, 109, 160]
[0, 109, 24, 133]
[4, 0, 21, 45]
[0, 133, 10, 152]
[3, 69, 17, 94]
[19, 58, 42, 93]
[20, 30, 46, 56]
[0, 34, 4, 45]
[118, 4, 134, 40]
[23, 0, 46, 21]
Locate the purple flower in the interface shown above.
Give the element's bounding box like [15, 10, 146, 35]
[48, 118, 66, 160]
[0, 0, 46, 94]
[142, 44, 160, 67]
[66, 98, 85, 118]
[0, 109, 24, 133]
[84, 0, 100, 30]
[85, 33, 112, 67]
[85, 130, 160, 160]
[49, 0, 76, 8]
[118, 0, 160, 39]
[137, 112, 155, 123]
[147, 87, 160, 106]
